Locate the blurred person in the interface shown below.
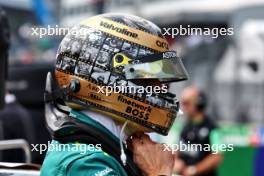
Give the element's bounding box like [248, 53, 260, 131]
[41, 13, 189, 176]
[174, 86, 222, 176]
[0, 92, 35, 162]
[0, 7, 10, 109]
[0, 7, 35, 163]
[92, 0, 105, 14]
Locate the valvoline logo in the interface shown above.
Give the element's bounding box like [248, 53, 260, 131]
[100, 21, 138, 39]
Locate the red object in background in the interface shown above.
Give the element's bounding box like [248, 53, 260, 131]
[21, 51, 34, 64]
[165, 36, 176, 47]
[250, 133, 260, 147]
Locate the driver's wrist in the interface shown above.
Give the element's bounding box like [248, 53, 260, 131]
[158, 166, 173, 176]
[145, 174, 171, 176]
[158, 170, 172, 176]
[144, 169, 172, 176]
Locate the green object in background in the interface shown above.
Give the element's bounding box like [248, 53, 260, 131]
[37, 38, 51, 50]
[211, 125, 256, 176]
[217, 147, 255, 176]
[210, 124, 251, 147]
[158, 122, 258, 176]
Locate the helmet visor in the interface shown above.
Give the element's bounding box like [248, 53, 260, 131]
[122, 51, 188, 83]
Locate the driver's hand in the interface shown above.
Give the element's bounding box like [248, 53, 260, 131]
[131, 134, 174, 176]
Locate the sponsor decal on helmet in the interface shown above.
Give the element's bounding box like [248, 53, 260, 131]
[156, 40, 169, 50]
[118, 95, 151, 121]
[100, 21, 138, 39]
[80, 16, 169, 52]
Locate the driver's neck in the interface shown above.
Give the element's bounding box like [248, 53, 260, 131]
[81, 109, 128, 140]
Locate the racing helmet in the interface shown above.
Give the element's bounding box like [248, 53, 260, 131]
[52, 13, 188, 135]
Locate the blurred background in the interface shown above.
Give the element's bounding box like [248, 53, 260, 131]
[0, 0, 264, 175]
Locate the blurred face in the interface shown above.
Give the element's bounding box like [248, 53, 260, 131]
[180, 87, 200, 118]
